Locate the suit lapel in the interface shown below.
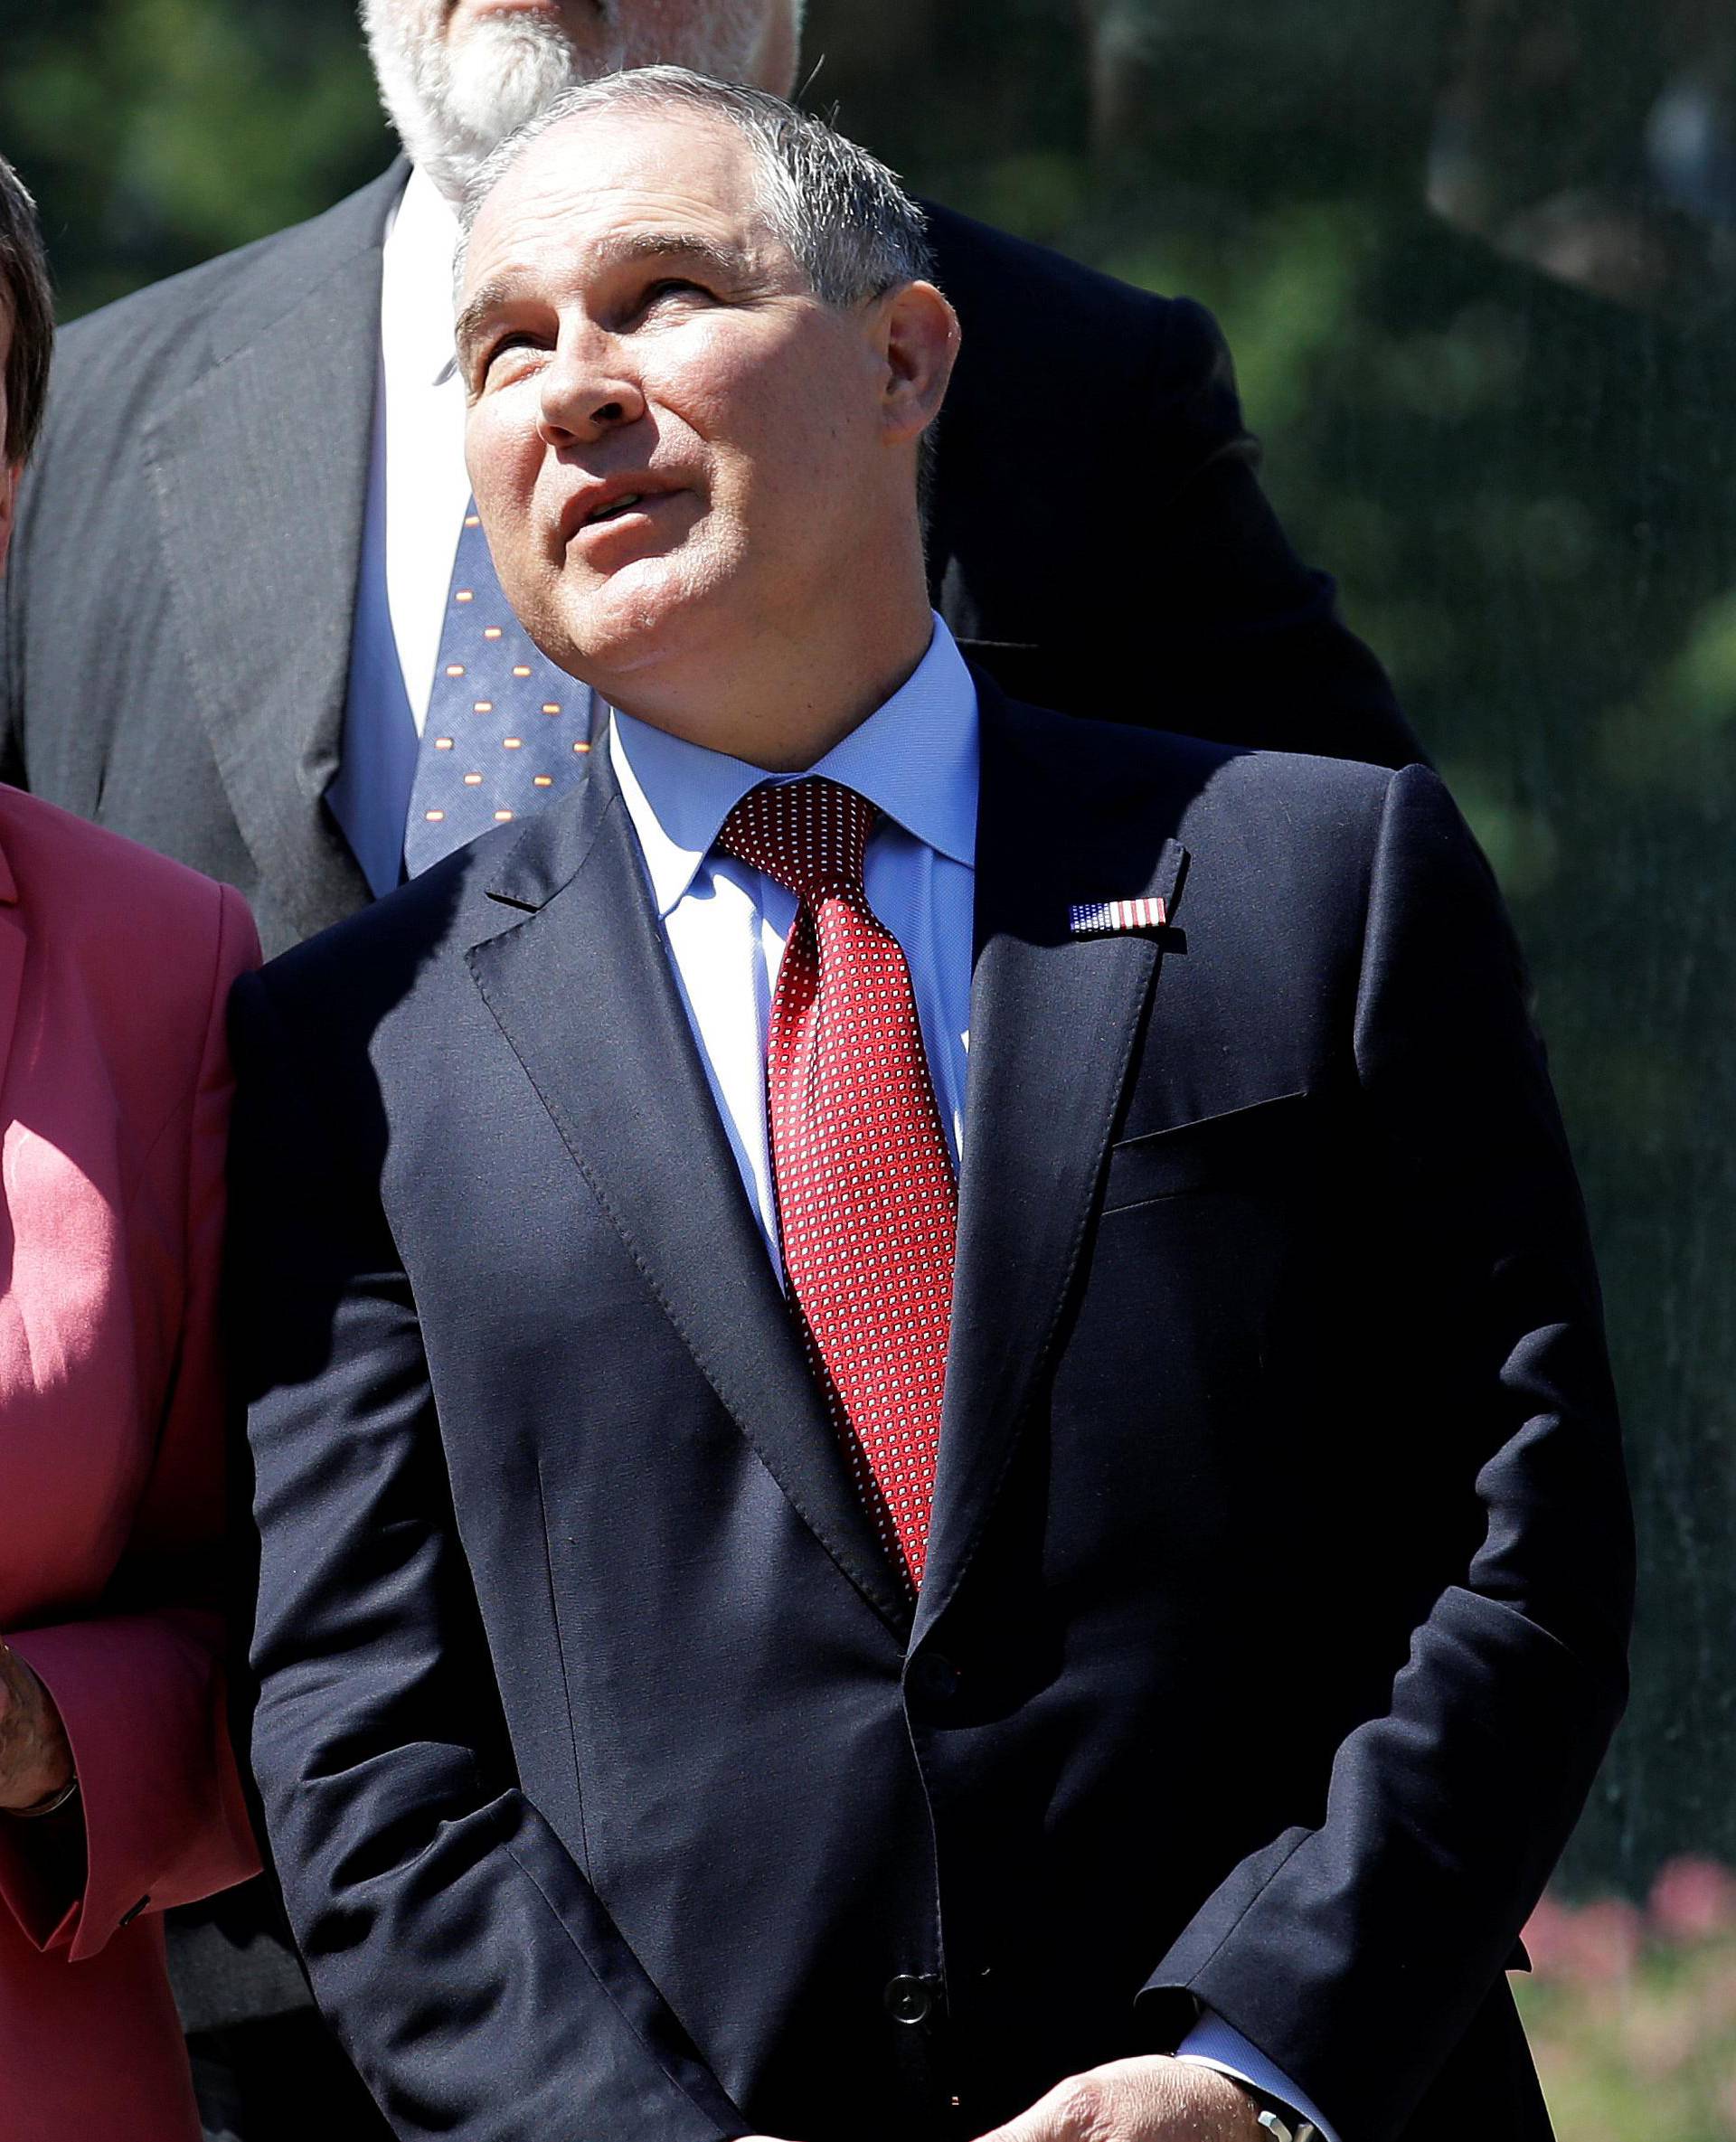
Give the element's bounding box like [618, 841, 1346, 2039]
[467, 751, 913, 1637]
[144, 167, 405, 941]
[914, 692, 1186, 1639]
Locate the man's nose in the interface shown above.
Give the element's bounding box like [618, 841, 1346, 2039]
[537, 334, 646, 447]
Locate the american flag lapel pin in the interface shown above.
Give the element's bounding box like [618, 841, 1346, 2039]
[1069, 895, 1167, 937]
[1070, 839, 1189, 940]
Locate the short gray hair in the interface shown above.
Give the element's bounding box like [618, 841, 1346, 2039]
[456, 66, 935, 309]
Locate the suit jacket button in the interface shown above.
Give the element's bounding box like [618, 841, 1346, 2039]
[884, 1973, 936, 2024]
[908, 1652, 961, 1704]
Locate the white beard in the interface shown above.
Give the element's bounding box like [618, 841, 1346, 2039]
[361, 2, 799, 199]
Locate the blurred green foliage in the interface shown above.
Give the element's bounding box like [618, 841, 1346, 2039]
[5, 0, 1735, 1901]
[1521, 1864, 1736, 2137]
[1, 0, 385, 316]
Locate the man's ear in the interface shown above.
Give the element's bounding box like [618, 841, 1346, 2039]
[875, 280, 960, 448]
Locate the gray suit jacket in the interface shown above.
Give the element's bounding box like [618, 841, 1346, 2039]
[3, 169, 398, 954]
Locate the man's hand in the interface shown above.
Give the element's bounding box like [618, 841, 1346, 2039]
[0, 1640, 73, 1811]
[975, 2057, 1266, 2142]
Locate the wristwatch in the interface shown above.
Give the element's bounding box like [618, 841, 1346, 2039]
[1182, 2044, 1321, 2141]
[1253, 2106, 1318, 2142]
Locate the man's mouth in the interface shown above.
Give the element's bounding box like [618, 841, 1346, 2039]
[587, 492, 645, 525]
[455, 0, 575, 18]
[561, 480, 689, 550]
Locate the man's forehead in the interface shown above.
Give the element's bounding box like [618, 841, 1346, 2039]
[466, 108, 763, 282]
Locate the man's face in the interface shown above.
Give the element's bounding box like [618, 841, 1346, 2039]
[458, 110, 901, 719]
[362, 0, 803, 190]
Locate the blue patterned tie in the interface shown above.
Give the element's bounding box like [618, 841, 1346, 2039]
[402, 501, 594, 875]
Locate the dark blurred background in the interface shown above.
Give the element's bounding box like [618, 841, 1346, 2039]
[5, 0, 1733, 1897]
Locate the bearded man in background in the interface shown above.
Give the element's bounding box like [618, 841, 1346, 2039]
[368, 1, 801, 194]
[3, 4, 1418, 2137]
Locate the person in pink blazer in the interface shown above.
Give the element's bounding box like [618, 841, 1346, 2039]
[0, 156, 261, 2139]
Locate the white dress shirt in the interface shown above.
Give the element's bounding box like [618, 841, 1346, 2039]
[330, 164, 595, 895]
[377, 166, 474, 731]
[610, 616, 1338, 2142]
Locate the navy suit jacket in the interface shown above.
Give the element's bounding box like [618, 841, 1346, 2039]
[232, 686, 1629, 2142]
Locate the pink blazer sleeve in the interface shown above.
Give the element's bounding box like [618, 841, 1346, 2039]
[0, 883, 263, 1959]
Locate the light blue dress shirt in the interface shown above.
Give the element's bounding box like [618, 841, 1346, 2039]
[609, 615, 1339, 2142]
[610, 616, 977, 1267]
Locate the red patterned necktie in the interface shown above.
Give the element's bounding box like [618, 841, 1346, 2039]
[718, 777, 958, 1590]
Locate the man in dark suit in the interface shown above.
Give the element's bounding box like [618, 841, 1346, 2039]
[234, 72, 1630, 2142]
[0, 0, 1415, 964]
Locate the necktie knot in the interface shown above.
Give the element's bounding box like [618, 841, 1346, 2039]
[718, 778, 877, 907]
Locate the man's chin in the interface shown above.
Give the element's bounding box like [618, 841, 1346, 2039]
[551, 596, 718, 705]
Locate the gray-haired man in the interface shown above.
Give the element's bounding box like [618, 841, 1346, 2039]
[239, 71, 1624, 2142]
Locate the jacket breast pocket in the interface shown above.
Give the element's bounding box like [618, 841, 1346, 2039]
[1099, 1090, 1314, 1214]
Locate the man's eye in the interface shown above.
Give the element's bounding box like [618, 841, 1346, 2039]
[482, 332, 541, 375]
[642, 278, 711, 307]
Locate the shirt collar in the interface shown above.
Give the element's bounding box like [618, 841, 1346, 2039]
[383, 164, 464, 388]
[611, 615, 980, 920]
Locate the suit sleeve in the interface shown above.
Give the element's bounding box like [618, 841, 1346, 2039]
[1139, 764, 1633, 2140]
[0, 884, 263, 1958]
[231, 969, 749, 2142]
